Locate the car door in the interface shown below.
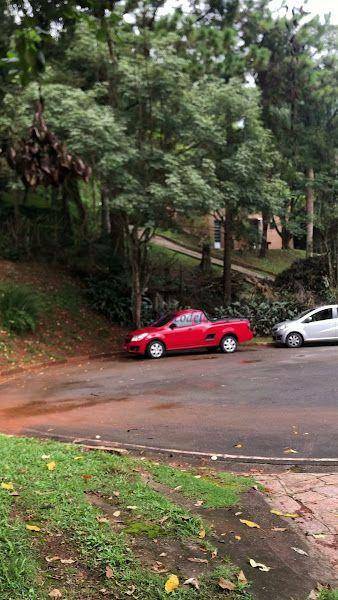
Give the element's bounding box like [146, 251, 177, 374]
[185, 311, 210, 347]
[302, 307, 336, 340]
[165, 313, 194, 349]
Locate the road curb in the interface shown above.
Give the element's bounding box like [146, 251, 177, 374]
[24, 429, 338, 467]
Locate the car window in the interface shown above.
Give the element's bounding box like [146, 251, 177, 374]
[193, 312, 202, 324]
[151, 313, 175, 327]
[307, 308, 333, 322]
[173, 314, 193, 327]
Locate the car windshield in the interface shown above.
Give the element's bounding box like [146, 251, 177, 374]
[150, 313, 175, 327]
[294, 308, 315, 320]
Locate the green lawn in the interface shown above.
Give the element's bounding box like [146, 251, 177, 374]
[0, 435, 254, 600]
[157, 229, 306, 275]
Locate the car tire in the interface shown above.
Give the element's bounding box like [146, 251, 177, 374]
[285, 332, 303, 349]
[220, 335, 238, 354]
[146, 340, 165, 359]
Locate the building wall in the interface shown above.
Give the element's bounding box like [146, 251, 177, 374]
[207, 213, 286, 251]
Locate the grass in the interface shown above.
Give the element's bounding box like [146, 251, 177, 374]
[318, 591, 338, 600]
[157, 228, 306, 275]
[146, 463, 256, 508]
[0, 435, 253, 599]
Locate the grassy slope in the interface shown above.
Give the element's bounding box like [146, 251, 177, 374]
[0, 260, 124, 371]
[158, 229, 306, 275]
[0, 435, 255, 600]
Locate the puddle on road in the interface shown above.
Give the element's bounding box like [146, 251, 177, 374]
[150, 402, 182, 410]
[1, 395, 131, 417]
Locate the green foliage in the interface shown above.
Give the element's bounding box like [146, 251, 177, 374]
[275, 256, 334, 300]
[0, 283, 42, 334]
[318, 591, 338, 600]
[86, 273, 132, 325]
[213, 296, 304, 336]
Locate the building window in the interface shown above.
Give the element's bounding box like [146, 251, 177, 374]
[214, 219, 221, 249]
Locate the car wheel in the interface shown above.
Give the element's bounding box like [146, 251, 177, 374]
[220, 335, 238, 354]
[147, 340, 165, 359]
[285, 332, 303, 349]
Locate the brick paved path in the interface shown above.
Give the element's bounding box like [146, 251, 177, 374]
[256, 472, 338, 585]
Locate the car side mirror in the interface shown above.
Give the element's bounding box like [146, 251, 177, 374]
[169, 323, 177, 330]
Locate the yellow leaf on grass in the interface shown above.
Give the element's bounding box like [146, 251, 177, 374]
[240, 519, 260, 529]
[238, 570, 248, 585]
[271, 509, 299, 518]
[1, 482, 14, 490]
[74, 456, 84, 461]
[47, 461, 56, 471]
[198, 528, 206, 539]
[218, 578, 236, 591]
[26, 525, 41, 532]
[165, 574, 179, 593]
[284, 448, 298, 454]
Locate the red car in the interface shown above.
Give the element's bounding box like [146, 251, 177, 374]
[124, 309, 253, 359]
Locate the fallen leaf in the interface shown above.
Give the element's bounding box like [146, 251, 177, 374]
[309, 533, 326, 539]
[96, 516, 110, 524]
[249, 558, 270, 572]
[26, 525, 41, 532]
[126, 505, 137, 510]
[159, 552, 167, 557]
[218, 578, 236, 591]
[81, 474, 93, 480]
[238, 570, 248, 585]
[45, 556, 60, 563]
[307, 591, 318, 600]
[271, 527, 287, 532]
[113, 511, 121, 517]
[48, 590, 62, 599]
[284, 448, 298, 454]
[194, 475, 202, 479]
[60, 558, 75, 565]
[42, 454, 51, 459]
[183, 577, 200, 590]
[211, 549, 218, 559]
[235, 535, 241, 541]
[234, 443, 243, 448]
[152, 561, 167, 573]
[113, 491, 120, 497]
[235, 511, 242, 516]
[240, 519, 260, 529]
[270, 510, 299, 518]
[47, 461, 56, 471]
[105, 565, 114, 579]
[194, 500, 203, 507]
[187, 557, 208, 564]
[126, 585, 136, 596]
[211, 455, 218, 461]
[1, 482, 14, 490]
[291, 547, 309, 556]
[165, 574, 179, 593]
[74, 456, 84, 461]
[198, 528, 206, 539]
[174, 485, 182, 491]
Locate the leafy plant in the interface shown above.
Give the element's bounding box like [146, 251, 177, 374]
[213, 296, 304, 336]
[86, 274, 132, 325]
[274, 256, 334, 300]
[0, 284, 41, 334]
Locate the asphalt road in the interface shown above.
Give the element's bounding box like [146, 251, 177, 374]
[0, 344, 337, 460]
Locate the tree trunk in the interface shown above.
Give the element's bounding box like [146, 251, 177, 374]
[101, 186, 111, 236]
[200, 242, 211, 272]
[305, 167, 315, 258]
[281, 226, 291, 250]
[259, 210, 269, 258]
[131, 228, 142, 328]
[222, 208, 233, 305]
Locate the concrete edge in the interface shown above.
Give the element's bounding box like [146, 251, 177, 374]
[23, 429, 338, 467]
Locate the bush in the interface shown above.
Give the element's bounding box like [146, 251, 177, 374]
[212, 296, 304, 337]
[275, 256, 334, 300]
[0, 284, 42, 334]
[86, 274, 132, 325]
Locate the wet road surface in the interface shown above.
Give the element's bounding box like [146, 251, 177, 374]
[0, 344, 337, 459]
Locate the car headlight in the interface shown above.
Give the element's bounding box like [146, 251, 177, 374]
[277, 324, 287, 331]
[131, 333, 149, 342]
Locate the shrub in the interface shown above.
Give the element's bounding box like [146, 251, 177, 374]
[212, 296, 304, 337]
[0, 284, 42, 334]
[274, 256, 333, 299]
[86, 274, 132, 325]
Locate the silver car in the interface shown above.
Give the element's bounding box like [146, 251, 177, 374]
[272, 304, 338, 348]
